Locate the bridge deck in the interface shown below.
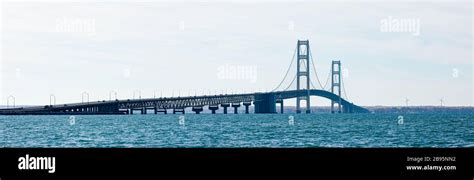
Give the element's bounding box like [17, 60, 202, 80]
[0, 90, 368, 115]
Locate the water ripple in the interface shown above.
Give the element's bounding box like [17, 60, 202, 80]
[0, 113, 472, 147]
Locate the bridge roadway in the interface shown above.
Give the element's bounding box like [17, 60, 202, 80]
[0, 90, 369, 115]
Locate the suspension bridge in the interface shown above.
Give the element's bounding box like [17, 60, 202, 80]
[0, 40, 369, 115]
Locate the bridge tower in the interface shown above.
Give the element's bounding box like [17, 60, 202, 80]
[296, 40, 311, 113]
[331, 60, 342, 113]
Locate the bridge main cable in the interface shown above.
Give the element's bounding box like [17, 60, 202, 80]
[271, 45, 297, 92]
[308, 45, 325, 90]
[341, 71, 350, 101]
[283, 74, 297, 91]
[322, 65, 332, 91]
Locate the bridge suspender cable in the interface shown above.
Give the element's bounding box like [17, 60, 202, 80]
[301, 61, 319, 90]
[283, 74, 297, 91]
[322, 65, 332, 91]
[308, 45, 349, 100]
[303, 45, 332, 91]
[309, 77, 318, 90]
[270, 41, 351, 102]
[271, 45, 297, 92]
[341, 73, 350, 101]
[308, 46, 325, 90]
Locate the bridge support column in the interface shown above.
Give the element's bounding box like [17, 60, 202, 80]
[254, 93, 276, 114]
[281, 102, 284, 114]
[296, 40, 311, 114]
[141, 107, 146, 114]
[342, 103, 353, 113]
[173, 108, 185, 114]
[131, 108, 142, 114]
[232, 103, 241, 114]
[331, 60, 342, 114]
[209, 105, 219, 114]
[243, 102, 251, 114]
[221, 103, 230, 114]
[146, 108, 155, 114]
[192, 106, 203, 114]
[156, 108, 167, 114]
[276, 99, 284, 114]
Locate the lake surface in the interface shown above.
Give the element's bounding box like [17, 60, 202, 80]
[1, 113, 473, 147]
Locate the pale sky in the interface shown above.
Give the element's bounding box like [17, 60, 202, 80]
[1, 0, 472, 107]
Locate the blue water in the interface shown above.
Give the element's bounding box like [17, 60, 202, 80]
[0, 113, 473, 147]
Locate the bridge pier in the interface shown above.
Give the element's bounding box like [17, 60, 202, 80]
[276, 99, 284, 114]
[243, 102, 251, 114]
[221, 103, 230, 114]
[343, 103, 353, 113]
[231, 103, 241, 114]
[209, 105, 219, 114]
[154, 107, 168, 114]
[142, 107, 147, 114]
[84, 104, 119, 114]
[254, 93, 276, 114]
[331, 109, 342, 114]
[130, 108, 143, 114]
[295, 104, 310, 113]
[192, 106, 203, 114]
[173, 108, 185, 114]
[145, 107, 155, 114]
[156, 108, 167, 114]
